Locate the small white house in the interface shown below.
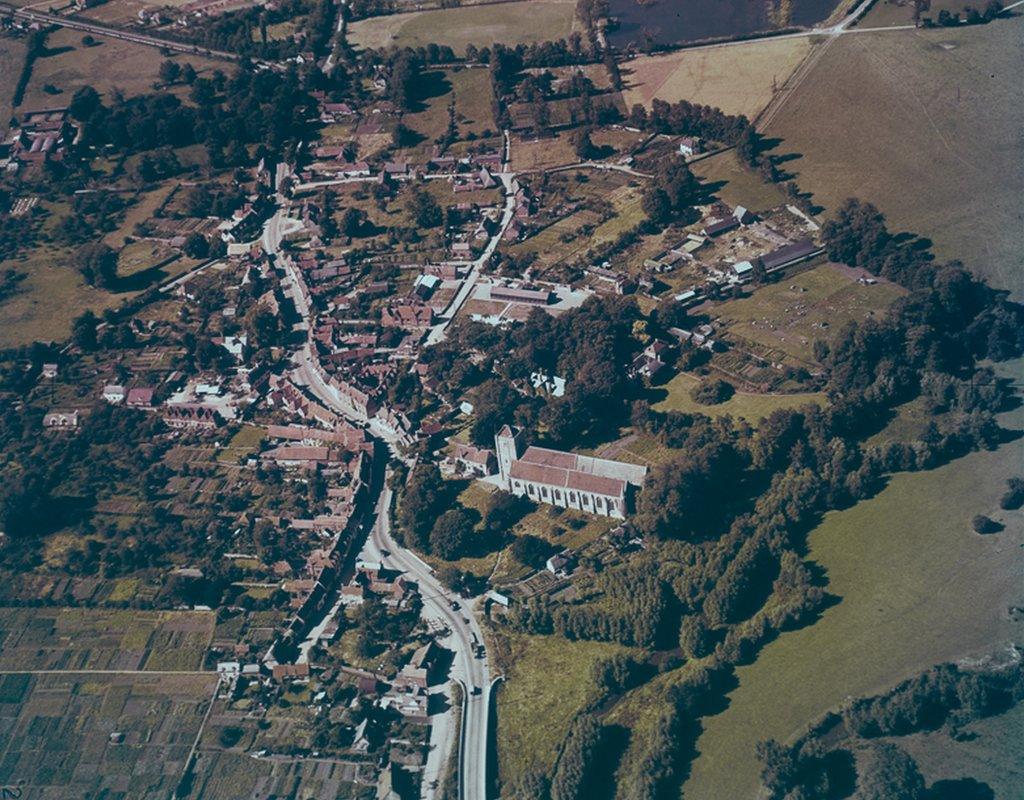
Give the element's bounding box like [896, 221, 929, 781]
[678, 137, 703, 157]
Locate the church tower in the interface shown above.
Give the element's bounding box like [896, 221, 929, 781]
[494, 425, 523, 489]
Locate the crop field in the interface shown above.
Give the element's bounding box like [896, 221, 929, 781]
[347, 0, 577, 54]
[185, 751, 374, 800]
[713, 262, 906, 362]
[764, 18, 1024, 297]
[20, 29, 223, 108]
[509, 133, 579, 172]
[692, 149, 789, 213]
[0, 608, 215, 671]
[494, 631, 634, 786]
[0, 671, 218, 799]
[683, 365, 1024, 798]
[620, 36, 812, 120]
[653, 372, 826, 422]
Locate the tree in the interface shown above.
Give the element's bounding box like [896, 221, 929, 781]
[341, 207, 365, 238]
[999, 476, 1024, 510]
[971, 514, 1001, 534]
[690, 379, 734, 405]
[429, 508, 475, 559]
[571, 127, 595, 160]
[406, 187, 442, 228]
[73, 242, 118, 288]
[182, 232, 210, 259]
[642, 187, 672, 224]
[244, 304, 284, 350]
[181, 63, 197, 85]
[510, 534, 555, 569]
[71, 309, 99, 351]
[679, 614, 713, 659]
[855, 743, 925, 800]
[398, 464, 446, 550]
[159, 60, 181, 85]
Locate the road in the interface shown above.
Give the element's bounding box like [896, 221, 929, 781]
[0, 2, 242, 61]
[425, 130, 517, 347]
[261, 199, 493, 799]
[360, 481, 491, 800]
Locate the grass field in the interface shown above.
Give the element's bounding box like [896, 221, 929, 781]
[494, 631, 634, 785]
[713, 262, 906, 362]
[654, 371, 826, 422]
[683, 361, 1024, 798]
[20, 28, 223, 108]
[401, 66, 496, 148]
[692, 148, 789, 213]
[898, 700, 1024, 798]
[764, 19, 1024, 297]
[348, 0, 577, 54]
[858, 0, 973, 27]
[0, 672, 218, 799]
[620, 36, 812, 119]
[0, 38, 27, 136]
[0, 607, 215, 671]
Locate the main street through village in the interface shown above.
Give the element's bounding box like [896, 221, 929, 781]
[261, 172, 506, 799]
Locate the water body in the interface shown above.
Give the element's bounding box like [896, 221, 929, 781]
[606, 0, 840, 48]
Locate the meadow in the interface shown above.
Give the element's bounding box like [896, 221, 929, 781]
[653, 372, 826, 422]
[347, 0, 578, 54]
[764, 18, 1024, 297]
[691, 149, 788, 213]
[620, 36, 812, 120]
[20, 28, 223, 109]
[494, 631, 635, 786]
[712, 262, 906, 363]
[682, 367, 1024, 798]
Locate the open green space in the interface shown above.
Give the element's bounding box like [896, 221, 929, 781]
[713, 262, 906, 363]
[494, 631, 635, 785]
[654, 371, 826, 422]
[348, 0, 577, 54]
[683, 364, 1024, 798]
[764, 18, 1024, 297]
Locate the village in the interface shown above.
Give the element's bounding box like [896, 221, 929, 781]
[2, 0, 1004, 795]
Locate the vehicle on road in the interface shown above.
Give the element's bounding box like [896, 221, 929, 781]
[450, 600, 460, 610]
[471, 686, 482, 695]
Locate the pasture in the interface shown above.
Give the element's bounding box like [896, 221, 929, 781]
[764, 18, 1024, 297]
[347, 0, 578, 54]
[691, 149, 788, 213]
[0, 38, 27, 135]
[0, 607, 215, 671]
[20, 28, 223, 108]
[620, 36, 812, 119]
[683, 366, 1024, 798]
[713, 262, 906, 363]
[400, 66, 497, 149]
[0, 672, 217, 799]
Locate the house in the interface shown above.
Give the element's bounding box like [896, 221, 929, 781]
[495, 426, 647, 519]
[629, 340, 674, 381]
[450, 442, 497, 477]
[758, 239, 820, 273]
[381, 303, 434, 330]
[489, 285, 552, 306]
[701, 216, 740, 238]
[162, 403, 221, 430]
[103, 384, 126, 404]
[43, 410, 80, 430]
[546, 552, 573, 575]
[413, 274, 440, 300]
[529, 372, 566, 397]
[678, 136, 703, 157]
[732, 260, 755, 281]
[41, 362, 58, 379]
[126, 387, 155, 408]
[272, 662, 310, 682]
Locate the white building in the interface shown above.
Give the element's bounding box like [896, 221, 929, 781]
[494, 426, 647, 519]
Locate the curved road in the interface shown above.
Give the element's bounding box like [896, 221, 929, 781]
[262, 201, 493, 800]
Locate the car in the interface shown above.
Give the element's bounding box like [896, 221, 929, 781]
[449, 600, 460, 611]
[471, 686, 482, 695]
